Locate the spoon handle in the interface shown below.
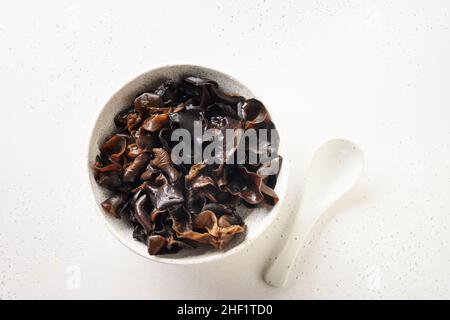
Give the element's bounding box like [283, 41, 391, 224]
[264, 202, 320, 288]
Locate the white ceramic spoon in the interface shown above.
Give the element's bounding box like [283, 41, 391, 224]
[264, 139, 364, 288]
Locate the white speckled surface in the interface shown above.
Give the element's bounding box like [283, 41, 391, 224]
[1, 0, 450, 299]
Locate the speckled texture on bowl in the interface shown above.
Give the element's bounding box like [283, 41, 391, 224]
[87, 64, 288, 264]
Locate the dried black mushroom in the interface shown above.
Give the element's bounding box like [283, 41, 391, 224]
[97, 171, 122, 191]
[151, 148, 179, 183]
[122, 153, 152, 185]
[101, 193, 129, 219]
[100, 135, 127, 162]
[143, 173, 184, 210]
[93, 76, 282, 255]
[241, 98, 269, 128]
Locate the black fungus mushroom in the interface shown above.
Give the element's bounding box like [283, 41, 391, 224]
[143, 173, 184, 210]
[100, 134, 127, 162]
[101, 193, 129, 219]
[123, 153, 152, 185]
[93, 76, 281, 255]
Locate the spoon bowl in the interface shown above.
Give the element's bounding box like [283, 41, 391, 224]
[302, 139, 365, 214]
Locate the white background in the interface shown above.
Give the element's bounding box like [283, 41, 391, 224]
[1, 0, 450, 299]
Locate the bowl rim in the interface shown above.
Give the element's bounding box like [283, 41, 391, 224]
[86, 63, 289, 265]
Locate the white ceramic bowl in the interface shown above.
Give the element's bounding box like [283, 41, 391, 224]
[87, 64, 288, 264]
